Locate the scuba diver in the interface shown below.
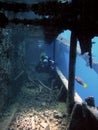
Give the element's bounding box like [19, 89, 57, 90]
[35, 52, 60, 90]
[35, 55, 48, 72]
[75, 76, 88, 88]
[35, 52, 56, 73]
[35, 52, 58, 86]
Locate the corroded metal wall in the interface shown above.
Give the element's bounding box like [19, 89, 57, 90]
[0, 27, 12, 111]
[0, 25, 26, 111]
[0, 24, 46, 111]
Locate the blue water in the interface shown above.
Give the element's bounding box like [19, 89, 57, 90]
[75, 55, 98, 106]
[59, 31, 98, 106]
[45, 30, 98, 106]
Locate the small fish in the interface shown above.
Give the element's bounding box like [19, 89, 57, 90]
[75, 76, 87, 88]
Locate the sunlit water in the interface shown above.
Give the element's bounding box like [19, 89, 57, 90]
[45, 30, 98, 106]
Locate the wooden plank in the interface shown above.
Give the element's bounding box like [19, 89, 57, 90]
[14, 70, 24, 80]
[37, 80, 52, 91]
[56, 67, 68, 90]
[56, 67, 82, 104]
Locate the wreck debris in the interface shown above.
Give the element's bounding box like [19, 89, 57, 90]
[68, 102, 98, 130]
[85, 96, 95, 107]
[38, 79, 52, 91]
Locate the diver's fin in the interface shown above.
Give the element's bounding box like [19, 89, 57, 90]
[83, 83, 88, 88]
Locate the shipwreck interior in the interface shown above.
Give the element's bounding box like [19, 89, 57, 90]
[0, 0, 98, 130]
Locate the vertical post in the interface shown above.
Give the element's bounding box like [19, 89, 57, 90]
[53, 40, 56, 61]
[67, 31, 77, 114]
[88, 39, 92, 68]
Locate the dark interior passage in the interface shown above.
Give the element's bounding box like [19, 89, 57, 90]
[0, 24, 44, 111]
[0, 23, 68, 130]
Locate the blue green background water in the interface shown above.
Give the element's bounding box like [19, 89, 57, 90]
[45, 30, 98, 106]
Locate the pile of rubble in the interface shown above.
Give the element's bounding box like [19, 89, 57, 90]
[8, 72, 69, 130]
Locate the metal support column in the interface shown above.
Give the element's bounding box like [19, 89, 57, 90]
[67, 31, 77, 114]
